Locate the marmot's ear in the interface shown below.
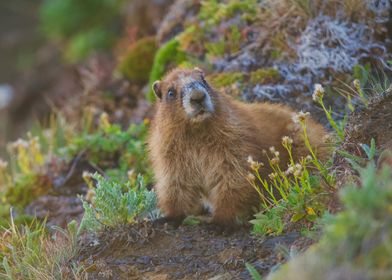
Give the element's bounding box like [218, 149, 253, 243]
[194, 67, 204, 76]
[152, 81, 162, 99]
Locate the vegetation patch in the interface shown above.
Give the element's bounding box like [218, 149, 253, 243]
[117, 37, 158, 83]
[147, 38, 187, 101]
[40, 0, 125, 62]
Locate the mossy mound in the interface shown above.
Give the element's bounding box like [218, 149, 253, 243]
[147, 38, 187, 102]
[117, 37, 158, 83]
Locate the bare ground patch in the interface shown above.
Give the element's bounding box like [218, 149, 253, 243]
[76, 222, 307, 279]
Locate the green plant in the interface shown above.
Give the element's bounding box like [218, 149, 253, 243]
[1, 111, 153, 227]
[207, 72, 244, 88]
[0, 216, 84, 279]
[251, 205, 285, 236]
[337, 138, 376, 171]
[268, 161, 392, 280]
[249, 68, 281, 85]
[63, 114, 153, 183]
[205, 26, 242, 58]
[79, 173, 157, 232]
[199, 0, 258, 26]
[117, 37, 158, 82]
[249, 112, 333, 236]
[40, 0, 125, 62]
[312, 84, 346, 140]
[246, 263, 263, 280]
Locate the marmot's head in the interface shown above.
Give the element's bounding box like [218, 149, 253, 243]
[152, 67, 215, 123]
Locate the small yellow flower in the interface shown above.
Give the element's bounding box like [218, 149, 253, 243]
[312, 83, 324, 102]
[306, 207, 316, 216]
[143, 118, 150, 125]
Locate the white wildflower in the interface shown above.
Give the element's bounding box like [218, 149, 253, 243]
[293, 163, 303, 177]
[312, 83, 325, 102]
[268, 172, 278, 180]
[282, 136, 293, 146]
[292, 111, 310, 124]
[247, 155, 263, 170]
[285, 165, 295, 175]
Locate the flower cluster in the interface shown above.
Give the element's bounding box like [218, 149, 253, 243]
[285, 163, 303, 177]
[282, 136, 293, 146]
[247, 155, 263, 171]
[292, 111, 310, 124]
[312, 83, 325, 102]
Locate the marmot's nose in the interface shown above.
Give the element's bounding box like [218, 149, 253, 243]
[190, 91, 206, 105]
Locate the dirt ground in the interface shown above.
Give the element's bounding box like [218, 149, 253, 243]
[77, 222, 310, 280]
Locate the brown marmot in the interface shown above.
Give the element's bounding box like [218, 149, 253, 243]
[148, 67, 329, 226]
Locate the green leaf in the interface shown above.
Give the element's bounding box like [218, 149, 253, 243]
[245, 263, 263, 280]
[291, 212, 306, 222]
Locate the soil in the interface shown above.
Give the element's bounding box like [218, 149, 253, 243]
[333, 88, 392, 191]
[77, 222, 307, 280]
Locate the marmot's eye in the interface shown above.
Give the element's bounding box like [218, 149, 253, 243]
[167, 89, 175, 100]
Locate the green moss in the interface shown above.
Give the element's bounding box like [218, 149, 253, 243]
[147, 38, 187, 102]
[206, 68, 280, 89]
[65, 28, 116, 62]
[199, 0, 258, 26]
[40, 0, 124, 62]
[207, 72, 244, 88]
[205, 26, 242, 59]
[205, 41, 226, 57]
[249, 68, 281, 85]
[117, 37, 158, 83]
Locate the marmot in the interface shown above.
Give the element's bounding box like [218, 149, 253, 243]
[148, 67, 329, 226]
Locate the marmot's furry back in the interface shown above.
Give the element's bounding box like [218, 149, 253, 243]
[148, 67, 329, 226]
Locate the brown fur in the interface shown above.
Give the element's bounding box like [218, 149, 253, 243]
[148, 68, 329, 226]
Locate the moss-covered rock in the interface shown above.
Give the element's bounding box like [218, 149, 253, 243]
[147, 38, 186, 102]
[249, 68, 281, 85]
[207, 72, 244, 88]
[117, 37, 158, 83]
